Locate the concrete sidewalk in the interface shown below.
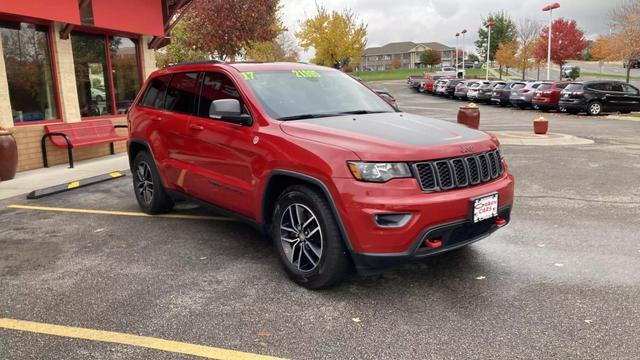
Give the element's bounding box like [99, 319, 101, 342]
[0, 154, 129, 200]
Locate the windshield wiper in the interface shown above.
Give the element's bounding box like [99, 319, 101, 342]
[277, 113, 341, 121]
[277, 110, 392, 121]
[337, 110, 392, 115]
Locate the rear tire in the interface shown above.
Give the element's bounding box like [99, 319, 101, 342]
[272, 185, 350, 289]
[132, 151, 174, 214]
[587, 101, 603, 116]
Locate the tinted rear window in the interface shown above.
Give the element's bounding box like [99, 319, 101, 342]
[164, 72, 199, 114]
[610, 83, 624, 92]
[494, 84, 505, 89]
[556, 83, 569, 89]
[511, 83, 526, 90]
[140, 75, 171, 109]
[565, 83, 583, 92]
[537, 84, 552, 91]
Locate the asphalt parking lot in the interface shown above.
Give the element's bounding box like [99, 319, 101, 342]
[2, 80, 640, 359]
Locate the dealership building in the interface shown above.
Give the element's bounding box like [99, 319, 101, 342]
[0, 0, 189, 172]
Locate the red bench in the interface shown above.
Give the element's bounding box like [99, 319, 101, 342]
[41, 120, 128, 168]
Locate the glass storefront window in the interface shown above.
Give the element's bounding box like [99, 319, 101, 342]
[71, 32, 112, 117]
[0, 22, 59, 123]
[71, 32, 141, 117]
[110, 37, 141, 114]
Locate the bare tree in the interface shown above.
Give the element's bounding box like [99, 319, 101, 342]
[516, 18, 542, 80]
[610, 0, 640, 83]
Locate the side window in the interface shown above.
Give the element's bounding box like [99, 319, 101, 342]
[140, 75, 171, 109]
[587, 83, 604, 91]
[610, 83, 624, 93]
[198, 72, 243, 118]
[623, 84, 640, 95]
[164, 72, 199, 114]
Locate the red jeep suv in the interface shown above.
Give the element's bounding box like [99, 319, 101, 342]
[127, 61, 515, 289]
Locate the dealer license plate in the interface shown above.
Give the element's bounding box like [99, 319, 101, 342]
[472, 194, 498, 223]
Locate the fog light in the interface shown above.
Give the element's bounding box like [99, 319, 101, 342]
[373, 213, 412, 228]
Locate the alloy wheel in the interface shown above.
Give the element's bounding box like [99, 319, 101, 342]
[590, 102, 601, 115]
[280, 203, 323, 272]
[136, 161, 154, 204]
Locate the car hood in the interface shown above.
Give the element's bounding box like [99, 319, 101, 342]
[280, 112, 494, 161]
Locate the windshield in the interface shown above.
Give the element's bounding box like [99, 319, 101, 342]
[241, 70, 394, 120]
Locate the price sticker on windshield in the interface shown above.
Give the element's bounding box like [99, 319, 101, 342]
[241, 72, 255, 80]
[292, 70, 321, 78]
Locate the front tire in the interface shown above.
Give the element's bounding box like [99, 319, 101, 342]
[587, 101, 603, 116]
[132, 151, 174, 214]
[272, 185, 350, 289]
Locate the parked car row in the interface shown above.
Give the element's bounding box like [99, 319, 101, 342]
[411, 77, 640, 116]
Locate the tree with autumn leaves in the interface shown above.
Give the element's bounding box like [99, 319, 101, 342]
[591, 0, 640, 83]
[158, 0, 282, 65]
[495, 41, 519, 79]
[296, 6, 367, 69]
[533, 18, 589, 80]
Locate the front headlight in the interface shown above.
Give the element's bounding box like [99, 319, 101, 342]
[347, 162, 412, 182]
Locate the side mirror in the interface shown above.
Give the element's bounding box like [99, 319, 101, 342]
[209, 99, 252, 126]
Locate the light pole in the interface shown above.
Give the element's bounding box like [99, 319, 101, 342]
[485, 21, 495, 80]
[455, 32, 460, 74]
[543, 2, 560, 80]
[461, 29, 467, 79]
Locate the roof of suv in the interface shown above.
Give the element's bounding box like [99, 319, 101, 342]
[161, 61, 331, 74]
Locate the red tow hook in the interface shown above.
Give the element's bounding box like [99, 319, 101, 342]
[424, 238, 442, 249]
[494, 217, 507, 227]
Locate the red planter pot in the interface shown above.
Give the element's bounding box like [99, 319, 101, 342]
[533, 120, 549, 135]
[457, 105, 480, 129]
[0, 131, 18, 181]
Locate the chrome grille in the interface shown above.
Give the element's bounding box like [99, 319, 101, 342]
[414, 150, 503, 192]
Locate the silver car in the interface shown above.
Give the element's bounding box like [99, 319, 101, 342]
[466, 81, 491, 101]
[509, 81, 544, 109]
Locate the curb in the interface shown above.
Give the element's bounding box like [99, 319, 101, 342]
[26, 171, 126, 199]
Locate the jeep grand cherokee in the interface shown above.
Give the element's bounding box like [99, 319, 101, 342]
[127, 61, 515, 289]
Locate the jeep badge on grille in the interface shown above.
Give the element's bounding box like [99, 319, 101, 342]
[460, 145, 475, 153]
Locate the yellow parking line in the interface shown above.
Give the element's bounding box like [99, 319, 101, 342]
[7, 204, 233, 222]
[0, 318, 283, 360]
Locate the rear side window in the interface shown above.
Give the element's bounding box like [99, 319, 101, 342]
[164, 72, 199, 114]
[140, 75, 171, 109]
[565, 83, 583, 92]
[610, 83, 624, 92]
[587, 83, 608, 91]
[197, 72, 243, 118]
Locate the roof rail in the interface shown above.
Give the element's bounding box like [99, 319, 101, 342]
[167, 60, 225, 67]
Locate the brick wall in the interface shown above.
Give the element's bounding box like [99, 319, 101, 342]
[13, 118, 128, 172]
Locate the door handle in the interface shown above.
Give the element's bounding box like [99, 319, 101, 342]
[189, 124, 204, 131]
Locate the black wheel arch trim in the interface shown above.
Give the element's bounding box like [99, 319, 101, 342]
[263, 170, 355, 253]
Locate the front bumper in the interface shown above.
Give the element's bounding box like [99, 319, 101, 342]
[332, 172, 515, 271]
[352, 206, 511, 274]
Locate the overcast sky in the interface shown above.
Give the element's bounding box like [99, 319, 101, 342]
[280, 0, 615, 61]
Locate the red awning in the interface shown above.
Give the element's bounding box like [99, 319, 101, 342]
[92, 0, 164, 36]
[0, 0, 81, 25]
